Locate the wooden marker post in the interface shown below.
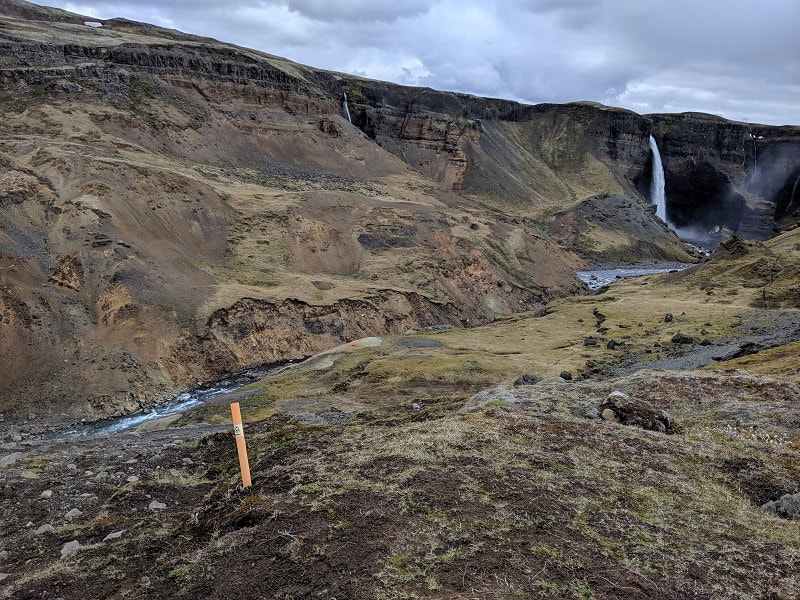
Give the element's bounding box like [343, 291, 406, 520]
[230, 402, 252, 488]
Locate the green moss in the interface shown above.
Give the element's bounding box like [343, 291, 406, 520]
[296, 482, 325, 494]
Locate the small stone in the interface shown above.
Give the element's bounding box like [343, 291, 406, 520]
[35, 524, 55, 534]
[181, 458, 193, 465]
[103, 530, 126, 542]
[169, 468, 180, 477]
[411, 402, 421, 411]
[96, 471, 109, 479]
[559, 371, 572, 381]
[65, 508, 83, 520]
[664, 313, 673, 323]
[21, 471, 39, 479]
[67, 464, 77, 471]
[148, 500, 167, 511]
[11, 434, 22, 442]
[40, 490, 53, 499]
[126, 475, 139, 483]
[84, 470, 94, 476]
[0, 573, 8, 582]
[601, 408, 620, 423]
[25, 521, 33, 527]
[583, 337, 598, 347]
[60, 540, 81, 558]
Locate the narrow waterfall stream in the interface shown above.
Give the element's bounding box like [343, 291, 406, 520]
[343, 92, 352, 123]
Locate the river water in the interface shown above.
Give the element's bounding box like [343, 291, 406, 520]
[576, 263, 691, 291]
[51, 363, 290, 438]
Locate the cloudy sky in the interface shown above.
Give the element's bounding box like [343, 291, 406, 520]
[50, 0, 799, 125]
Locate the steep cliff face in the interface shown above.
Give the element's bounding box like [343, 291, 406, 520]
[647, 113, 800, 241]
[342, 82, 800, 241]
[343, 83, 653, 214]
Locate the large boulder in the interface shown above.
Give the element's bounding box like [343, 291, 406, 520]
[599, 391, 674, 433]
[513, 374, 542, 386]
[761, 493, 800, 520]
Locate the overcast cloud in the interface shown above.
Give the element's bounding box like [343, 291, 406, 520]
[49, 0, 800, 125]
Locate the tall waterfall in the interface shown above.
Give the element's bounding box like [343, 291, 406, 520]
[648, 135, 668, 222]
[342, 92, 352, 123]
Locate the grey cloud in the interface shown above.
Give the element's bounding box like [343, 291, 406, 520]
[284, 0, 431, 22]
[49, 1, 800, 124]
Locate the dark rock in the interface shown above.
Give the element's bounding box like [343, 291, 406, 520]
[727, 342, 762, 359]
[593, 308, 606, 325]
[513, 374, 542, 386]
[559, 371, 572, 381]
[606, 340, 621, 350]
[762, 493, 800, 520]
[671, 332, 696, 344]
[583, 337, 598, 347]
[664, 313, 674, 323]
[599, 391, 674, 433]
[700, 339, 712, 346]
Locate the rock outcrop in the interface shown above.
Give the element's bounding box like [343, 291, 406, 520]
[549, 193, 695, 264]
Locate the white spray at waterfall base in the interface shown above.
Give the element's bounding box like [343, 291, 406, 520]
[343, 92, 352, 123]
[649, 135, 668, 223]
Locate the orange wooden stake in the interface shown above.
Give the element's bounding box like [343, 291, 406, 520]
[230, 402, 252, 488]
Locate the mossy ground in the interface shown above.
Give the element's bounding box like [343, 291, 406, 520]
[5, 370, 799, 599]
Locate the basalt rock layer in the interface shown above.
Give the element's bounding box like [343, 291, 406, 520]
[647, 113, 800, 240]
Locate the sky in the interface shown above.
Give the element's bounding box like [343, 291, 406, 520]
[49, 0, 800, 125]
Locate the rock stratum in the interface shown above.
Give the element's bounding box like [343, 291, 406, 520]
[0, 0, 799, 422]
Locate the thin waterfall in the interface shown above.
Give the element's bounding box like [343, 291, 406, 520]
[342, 92, 352, 123]
[648, 135, 668, 223]
[786, 174, 800, 215]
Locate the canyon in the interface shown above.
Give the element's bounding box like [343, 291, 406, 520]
[1, 2, 799, 598]
[2, 1, 797, 422]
